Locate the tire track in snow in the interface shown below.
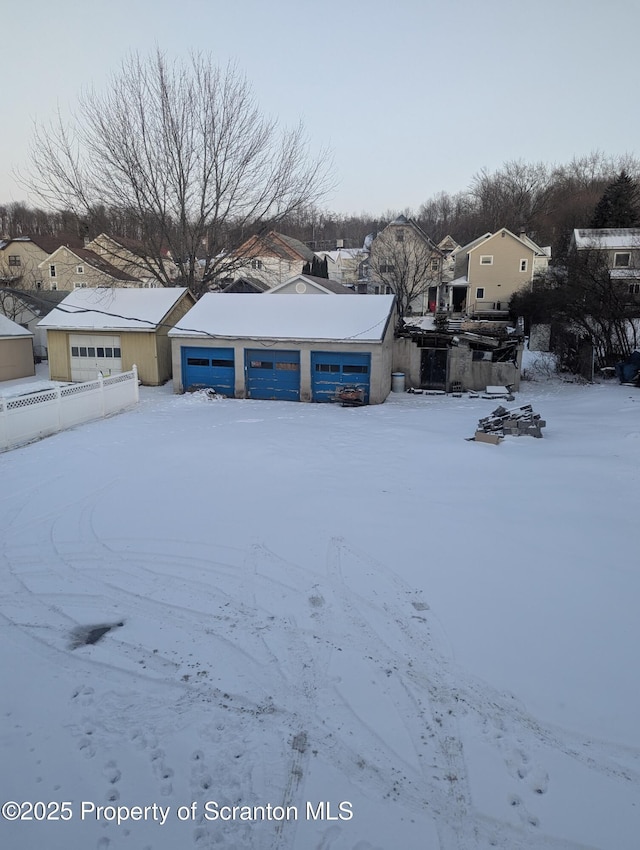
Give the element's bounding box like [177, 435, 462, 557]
[3, 493, 639, 850]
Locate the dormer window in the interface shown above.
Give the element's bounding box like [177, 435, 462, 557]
[614, 252, 631, 268]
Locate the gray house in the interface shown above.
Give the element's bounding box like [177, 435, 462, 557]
[169, 294, 395, 403]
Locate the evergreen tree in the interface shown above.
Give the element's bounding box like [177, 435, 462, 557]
[308, 256, 329, 278]
[590, 171, 640, 228]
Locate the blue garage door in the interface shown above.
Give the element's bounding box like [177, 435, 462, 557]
[245, 349, 300, 401]
[311, 351, 371, 402]
[181, 347, 235, 394]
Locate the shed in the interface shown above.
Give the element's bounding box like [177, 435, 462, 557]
[38, 287, 196, 385]
[0, 315, 35, 382]
[169, 294, 396, 404]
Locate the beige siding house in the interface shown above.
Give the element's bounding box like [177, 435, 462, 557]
[86, 233, 178, 285]
[369, 216, 443, 314]
[225, 231, 315, 288]
[37, 245, 143, 292]
[0, 235, 84, 289]
[38, 287, 195, 386]
[451, 229, 551, 315]
[0, 315, 35, 382]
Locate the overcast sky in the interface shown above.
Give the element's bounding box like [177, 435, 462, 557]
[2, 0, 640, 216]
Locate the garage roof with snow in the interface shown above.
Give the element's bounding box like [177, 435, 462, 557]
[37, 287, 190, 331]
[169, 294, 395, 342]
[0, 314, 33, 338]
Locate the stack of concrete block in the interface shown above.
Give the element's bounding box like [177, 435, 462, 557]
[475, 404, 546, 440]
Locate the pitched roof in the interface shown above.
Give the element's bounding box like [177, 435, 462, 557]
[234, 231, 315, 263]
[461, 228, 548, 257]
[221, 277, 271, 293]
[38, 287, 190, 331]
[0, 314, 33, 338]
[573, 228, 640, 250]
[169, 294, 395, 342]
[266, 274, 355, 294]
[88, 232, 174, 260]
[381, 217, 440, 252]
[1, 234, 86, 254]
[39, 246, 140, 282]
[0, 288, 68, 317]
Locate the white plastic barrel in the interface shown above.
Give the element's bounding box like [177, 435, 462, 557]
[391, 372, 405, 393]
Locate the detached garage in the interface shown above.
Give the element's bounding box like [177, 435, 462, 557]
[169, 294, 395, 404]
[38, 287, 195, 386]
[0, 315, 35, 382]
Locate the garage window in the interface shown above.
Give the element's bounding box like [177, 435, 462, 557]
[316, 363, 340, 373]
[211, 358, 234, 367]
[187, 357, 209, 366]
[276, 361, 299, 370]
[96, 347, 105, 357]
[343, 364, 368, 374]
[250, 360, 273, 369]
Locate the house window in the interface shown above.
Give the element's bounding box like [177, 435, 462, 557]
[74, 281, 88, 288]
[8, 255, 20, 266]
[629, 283, 640, 295]
[49, 264, 57, 278]
[431, 258, 439, 272]
[36, 280, 42, 290]
[250, 259, 263, 270]
[76, 265, 85, 274]
[50, 281, 58, 291]
[519, 259, 528, 272]
[476, 287, 485, 300]
[614, 252, 631, 267]
[380, 264, 395, 274]
[395, 230, 404, 243]
[480, 255, 493, 265]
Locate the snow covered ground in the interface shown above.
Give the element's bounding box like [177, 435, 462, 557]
[1, 372, 639, 850]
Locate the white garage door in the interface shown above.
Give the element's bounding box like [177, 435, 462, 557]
[69, 334, 122, 382]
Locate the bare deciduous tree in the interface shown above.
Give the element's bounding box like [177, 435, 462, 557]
[24, 51, 332, 297]
[368, 219, 441, 322]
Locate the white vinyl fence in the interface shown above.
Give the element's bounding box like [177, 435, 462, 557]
[0, 366, 139, 452]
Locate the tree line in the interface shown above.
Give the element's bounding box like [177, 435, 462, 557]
[2, 49, 639, 298]
[4, 151, 638, 265]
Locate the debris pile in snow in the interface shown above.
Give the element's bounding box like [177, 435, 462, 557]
[473, 403, 546, 442]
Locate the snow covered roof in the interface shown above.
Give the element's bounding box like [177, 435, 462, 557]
[169, 294, 395, 342]
[315, 248, 367, 262]
[37, 287, 190, 332]
[0, 314, 33, 338]
[573, 228, 640, 250]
